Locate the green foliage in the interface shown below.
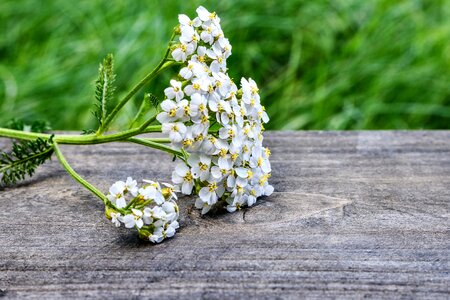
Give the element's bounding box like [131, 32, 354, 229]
[5, 119, 51, 133]
[93, 53, 116, 129]
[0, 137, 54, 186]
[1, 0, 450, 130]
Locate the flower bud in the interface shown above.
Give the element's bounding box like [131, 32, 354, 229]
[105, 206, 118, 220]
[173, 25, 181, 35]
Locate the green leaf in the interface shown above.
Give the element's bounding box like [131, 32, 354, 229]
[129, 93, 158, 129]
[0, 137, 54, 186]
[93, 53, 116, 129]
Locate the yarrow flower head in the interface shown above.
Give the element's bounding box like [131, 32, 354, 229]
[105, 6, 273, 244]
[106, 178, 179, 243]
[158, 6, 273, 215]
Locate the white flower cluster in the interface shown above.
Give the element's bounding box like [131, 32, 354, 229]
[106, 177, 179, 243]
[158, 6, 274, 214]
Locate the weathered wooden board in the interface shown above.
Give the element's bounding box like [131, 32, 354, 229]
[0, 131, 449, 299]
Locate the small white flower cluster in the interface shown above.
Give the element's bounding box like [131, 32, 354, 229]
[106, 177, 179, 243]
[158, 6, 274, 214]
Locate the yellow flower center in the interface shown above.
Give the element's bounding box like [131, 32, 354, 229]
[169, 108, 177, 117]
[195, 134, 204, 142]
[184, 105, 191, 116]
[182, 139, 193, 147]
[201, 115, 209, 124]
[184, 172, 193, 182]
[257, 157, 263, 167]
[209, 182, 217, 192]
[219, 149, 228, 157]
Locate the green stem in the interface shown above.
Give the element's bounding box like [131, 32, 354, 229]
[98, 57, 175, 134]
[53, 141, 108, 205]
[142, 125, 162, 133]
[127, 137, 184, 158]
[0, 127, 167, 145]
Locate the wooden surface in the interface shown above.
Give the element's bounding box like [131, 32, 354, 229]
[0, 131, 449, 299]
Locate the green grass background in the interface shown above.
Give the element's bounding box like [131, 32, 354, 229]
[1, 0, 450, 130]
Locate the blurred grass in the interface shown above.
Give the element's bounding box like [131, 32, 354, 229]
[1, 0, 450, 130]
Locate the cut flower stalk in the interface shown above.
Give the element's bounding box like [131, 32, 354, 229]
[0, 6, 273, 244]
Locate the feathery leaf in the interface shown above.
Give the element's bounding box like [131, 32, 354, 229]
[93, 54, 116, 128]
[0, 137, 54, 186]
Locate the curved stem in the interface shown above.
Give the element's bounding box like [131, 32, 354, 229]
[126, 137, 184, 158]
[53, 141, 108, 205]
[98, 58, 175, 134]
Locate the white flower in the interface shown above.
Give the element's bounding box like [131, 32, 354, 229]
[188, 154, 212, 181]
[164, 220, 179, 238]
[199, 177, 225, 205]
[250, 146, 271, 173]
[106, 180, 127, 208]
[196, 6, 217, 22]
[157, 99, 179, 124]
[172, 163, 195, 195]
[110, 212, 121, 227]
[207, 45, 226, 73]
[172, 43, 195, 62]
[211, 157, 232, 181]
[179, 60, 203, 80]
[122, 208, 144, 229]
[180, 24, 200, 46]
[195, 198, 213, 215]
[161, 182, 179, 200]
[143, 206, 167, 225]
[138, 185, 165, 205]
[190, 93, 208, 117]
[178, 14, 201, 28]
[162, 201, 179, 222]
[176, 99, 192, 121]
[226, 196, 245, 212]
[149, 227, 164, 243]
[184, 76, 210, 96]
[164, 79, 184, 101]
[162, 122, 187, 143]
[124, 177, 138, 196]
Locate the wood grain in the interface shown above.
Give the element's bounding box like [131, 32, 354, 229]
[0, 131, 449, 299]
